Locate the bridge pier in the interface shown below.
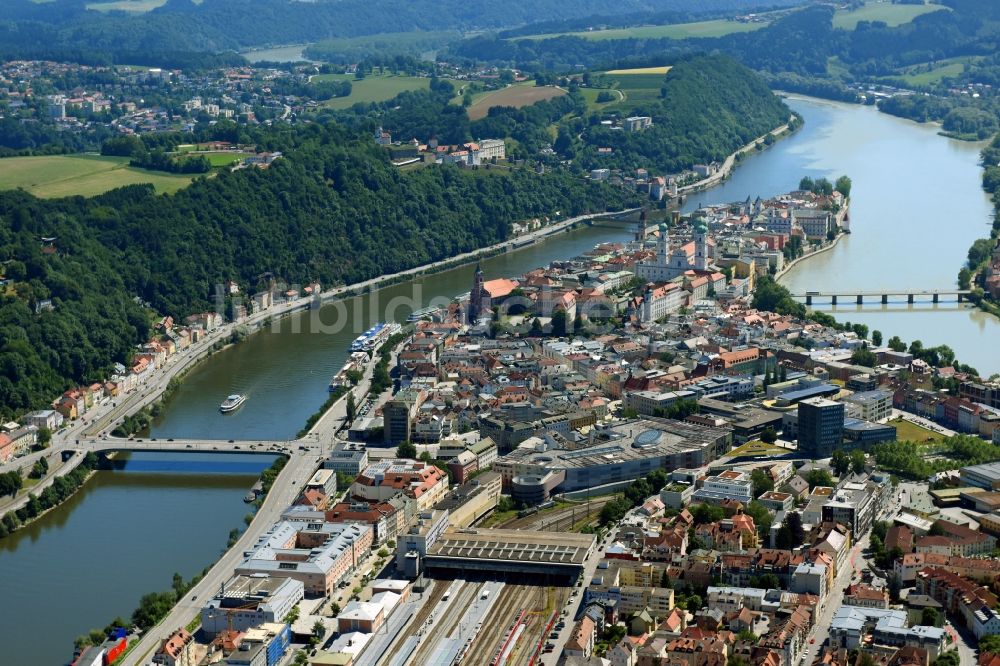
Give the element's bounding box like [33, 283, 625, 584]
[933, 293, 939, 304]
[806, 295, 812, 306]
[831, 295, 837, 305]
[958, 293, 963, 303]
[907, 294, 914, 304]
[881, 294, 888, 304]
[856, 294, 863, 305]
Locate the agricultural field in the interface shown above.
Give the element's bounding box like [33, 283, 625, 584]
[319, 74, 432, 109]
[466, 84, 566, 120]
[580, 87, 625, 110]
[606, 66, 672, 75]
[600, 71, 670, 105]
[833, 1, 947, 30]
[86, 0, 167, 12]
[521, 18, 766, 41]
[0, 154, 196, 198]
[891, 57, 978, 86]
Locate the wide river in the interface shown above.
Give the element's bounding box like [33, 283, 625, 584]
[0, 452, 274, 665]
[683, 96, 1000, 374]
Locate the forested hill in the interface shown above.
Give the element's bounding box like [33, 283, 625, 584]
[0, 124, 637, 419]
[576, 54, 790, 173]
[0, 0, 807, 62]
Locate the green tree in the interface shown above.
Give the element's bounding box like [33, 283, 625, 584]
[851, 345, 877, 367]
[835, 175, 852, 198]
[751, 468, 774, 497]
[759, 573, 781, 589]
[831, 450, 850, 476]
[979, 634, 1000, 654]
[887, 335, 907, 352]
[760, 427, 778, 444]
[920, 607, 940, 627]
[806, 469, 834, 488]
[551, 310, 568, 337]
[396, 441, 417, 459]
[529, 318, 543, 336]
[346, 392, 357, 424]
[871, 330, 883, 347]
[932, 652, 960, 666]
[37, 427, 52, 448]
[850, 449, 867, 475]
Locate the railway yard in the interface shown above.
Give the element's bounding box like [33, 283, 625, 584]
[371, 578, 570, 666]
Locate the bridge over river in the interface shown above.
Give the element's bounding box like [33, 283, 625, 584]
[792, 289, 971, 306]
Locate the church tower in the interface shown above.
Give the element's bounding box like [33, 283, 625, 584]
[657, 222, 670, 264]
[694, 220, 709, 271]
[635, 208, 649, 243]
[469, 264, 485, 322]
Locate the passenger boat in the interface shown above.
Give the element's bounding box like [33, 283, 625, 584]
[219, 394, 247, 413]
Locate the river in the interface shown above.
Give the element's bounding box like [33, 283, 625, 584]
[681, 95, 1000, 374]
[152, 95, 1000, 444]
[0, 453, 274, 665]
[149, 225, 634, 441]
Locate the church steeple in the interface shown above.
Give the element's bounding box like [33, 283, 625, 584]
[469, 264, 485, 322]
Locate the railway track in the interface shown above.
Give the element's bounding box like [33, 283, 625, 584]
[501, 498, 612, 531]
[409, 581, 480, 665]
[379, 579, 445, 665]
[463, 585, 524, 665]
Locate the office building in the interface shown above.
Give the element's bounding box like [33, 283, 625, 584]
[798, 397, 843, 458]
[201, 575, 304, 637]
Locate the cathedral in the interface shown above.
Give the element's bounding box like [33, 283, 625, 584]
[635, 220, 714, 283]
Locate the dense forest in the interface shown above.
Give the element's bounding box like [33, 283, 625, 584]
[449, 1, 1000, 84]
[0, 122, 636, 420]
[574, 55, 790, 173]
[0, 0, 807, 65]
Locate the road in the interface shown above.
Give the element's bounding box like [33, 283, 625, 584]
[537, 526, 617, 666]
[799, 484, 904, 665]
[677, 118, 793, 196]
[119, 448, 321, 666]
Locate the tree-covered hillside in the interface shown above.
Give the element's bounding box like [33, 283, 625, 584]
[575, 54, 790, 172]
[0, 123, 636, 419]
[0, 0, 808, 65]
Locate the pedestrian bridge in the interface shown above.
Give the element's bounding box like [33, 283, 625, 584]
[792, 289, 971, 305]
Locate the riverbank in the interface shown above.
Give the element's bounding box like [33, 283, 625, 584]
[678, 114, 798, 197]
[775, 230, 846, 282]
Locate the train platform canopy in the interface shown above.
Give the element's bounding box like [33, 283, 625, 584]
[425, 528, 596, 579]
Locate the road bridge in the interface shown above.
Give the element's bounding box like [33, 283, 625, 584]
[792, 289, 971, 305]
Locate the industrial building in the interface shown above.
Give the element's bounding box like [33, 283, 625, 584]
[201, 574, 304, 637]
[422, 528, 596, 582]
[961, 462, 1000, 491]
[494, 418, 732, 504]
